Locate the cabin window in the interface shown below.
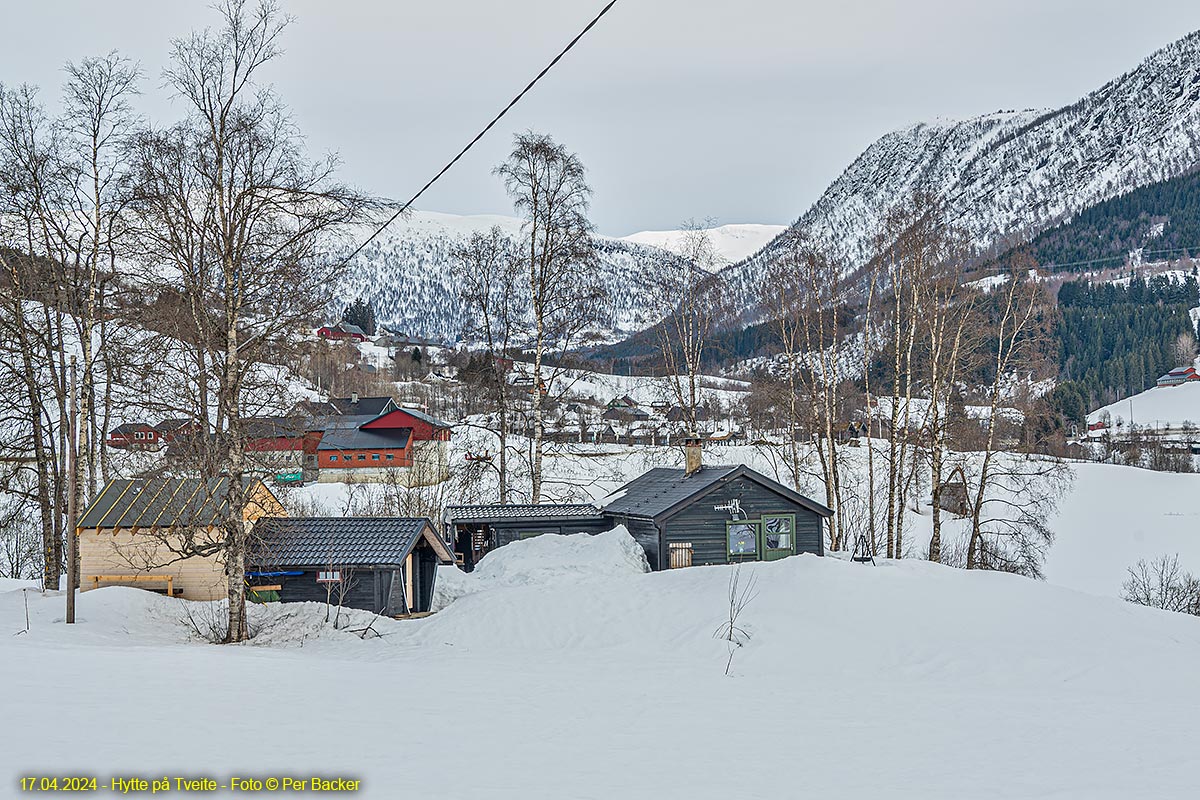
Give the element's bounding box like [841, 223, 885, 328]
[329, 455, 338, 462]
[726, 521, 759, 557]
[372, 453, 381, 461]
[763, 515, 795, 551]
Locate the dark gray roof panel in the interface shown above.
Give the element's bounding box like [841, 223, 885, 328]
[79, 477, 260, 530]
[599, 465, 835, 520]
[391, 407, 453, 429]
[317, 427, 412, 451]
[443, 504, 604, 524]
[250, 517, 453, 567]
[599, 466, 740, 519]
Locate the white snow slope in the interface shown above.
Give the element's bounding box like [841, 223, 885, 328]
[4, 533, 1199, 799]
[619, 223, 787, 265]
[1088, 378, 1200, 429]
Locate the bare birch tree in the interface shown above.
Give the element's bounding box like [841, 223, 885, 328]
[495, 132, 602, 503]
[451, 226, 523, 503]
[124, 0, 371, 641]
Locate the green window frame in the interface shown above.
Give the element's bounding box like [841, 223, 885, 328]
[726, 520, 760, 558]
[762, 514, 797, 553]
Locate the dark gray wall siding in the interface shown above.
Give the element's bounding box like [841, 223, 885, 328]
[662, 478, 825, 567]
[491, 518, 612, 548]
[610, 515, 661, 570]
[277, 569, 388, 613]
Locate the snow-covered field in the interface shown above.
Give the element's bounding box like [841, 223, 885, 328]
[4, 530, 1199, 798]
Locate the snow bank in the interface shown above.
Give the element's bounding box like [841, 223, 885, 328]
[4, 549, 1200, 797]
[432, 526, 649, 611]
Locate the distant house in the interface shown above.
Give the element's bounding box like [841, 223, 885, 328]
[107, 422, 162, 450]
[317, 322, 368, 343]
[445, 439, 833, 571]
[249, 517, 455, 615]
[78, 477, 285, 600]
[606, 395, 639, 410]
[318, 427, 415, 472]
[1156, 366, 1200, 387]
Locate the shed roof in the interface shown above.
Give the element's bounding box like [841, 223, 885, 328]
[599, 465, 834, 521]
[317, 427, 412, 451]
[79, 477, 267, 530]
[250, 516, 454, 568]
[443, 504, 604, 525]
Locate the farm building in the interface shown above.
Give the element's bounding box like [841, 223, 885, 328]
[445, 440, 832, 571]
[317, 322, 369, 342]
[106, 422, 163, 449]
[77, 477, 286, 600]
[1156, 365, 1200, 387]
[248, 517, 455, 615]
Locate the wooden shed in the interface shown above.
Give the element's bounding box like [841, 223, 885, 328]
[77, 477, 285, 600]
[443, 504, 612, 571]
[248, 517, 456, 614]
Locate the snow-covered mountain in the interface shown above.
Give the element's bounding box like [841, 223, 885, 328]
[337, 211, 685, 343]
[619, 223, 787, 266]
[722, 30, 1200, 312]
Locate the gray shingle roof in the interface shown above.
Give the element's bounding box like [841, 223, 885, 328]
[443, 504, 604, 524]
[79, 477, 263, 530]
[250, 517, 454, 568]
[599, 466, 740, 519]
[330, 396, 395, 416]
[599, 465, 834, 520]
[317, 427, 412, 451]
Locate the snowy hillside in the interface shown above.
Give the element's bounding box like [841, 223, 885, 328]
[619, 223, 787, 266]
[5, 536, 1199, 798]
[721, 30, 1200, 315]
[1088, 379, 1200, 429]
[336, 210, 687, 343]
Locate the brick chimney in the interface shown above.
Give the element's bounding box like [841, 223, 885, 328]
[683, 433, 703, 476]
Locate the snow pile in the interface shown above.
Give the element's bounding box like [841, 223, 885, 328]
[432, 526, 650, 611]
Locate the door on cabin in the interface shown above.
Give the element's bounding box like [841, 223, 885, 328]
[761, 515, 797, 561]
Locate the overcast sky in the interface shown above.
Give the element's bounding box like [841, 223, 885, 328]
[2, 1, 1198, 235]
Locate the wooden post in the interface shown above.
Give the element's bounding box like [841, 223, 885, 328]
[167, 576, 174, 598]
[66, 356, 79, 625]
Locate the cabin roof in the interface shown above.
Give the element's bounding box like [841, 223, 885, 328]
[600, 465, 834, 521]
[443, 504, 604, 525]
[79, 477, 265, 530]
[250, 516, 454, 568]
[316, 427, 412, 451]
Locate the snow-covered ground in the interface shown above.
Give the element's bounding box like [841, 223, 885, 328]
[4, 531, 1199, 798]
[1088, 376, 1200, 430]
[619, 223, 787, 265]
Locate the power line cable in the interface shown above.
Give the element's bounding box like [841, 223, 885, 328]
[339, 0, 620, 267]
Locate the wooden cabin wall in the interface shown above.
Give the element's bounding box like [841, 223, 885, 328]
[661, 479, 825, 567]
[78, 527, 227, 600]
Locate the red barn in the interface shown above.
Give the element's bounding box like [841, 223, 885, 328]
[317, 428, 414, 470]
[317, 322, 368, 343]
[362, 407, 452, 442]
[107, 423, 161, 449]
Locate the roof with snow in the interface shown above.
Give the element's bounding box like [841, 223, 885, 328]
[599, 465, 834, 521]
[443, 504, 605, 525]
[250, 516, 454, 568]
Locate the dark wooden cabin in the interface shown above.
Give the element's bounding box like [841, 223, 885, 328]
[249, 517, 455, 615]
[444, 441, 833, 571]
